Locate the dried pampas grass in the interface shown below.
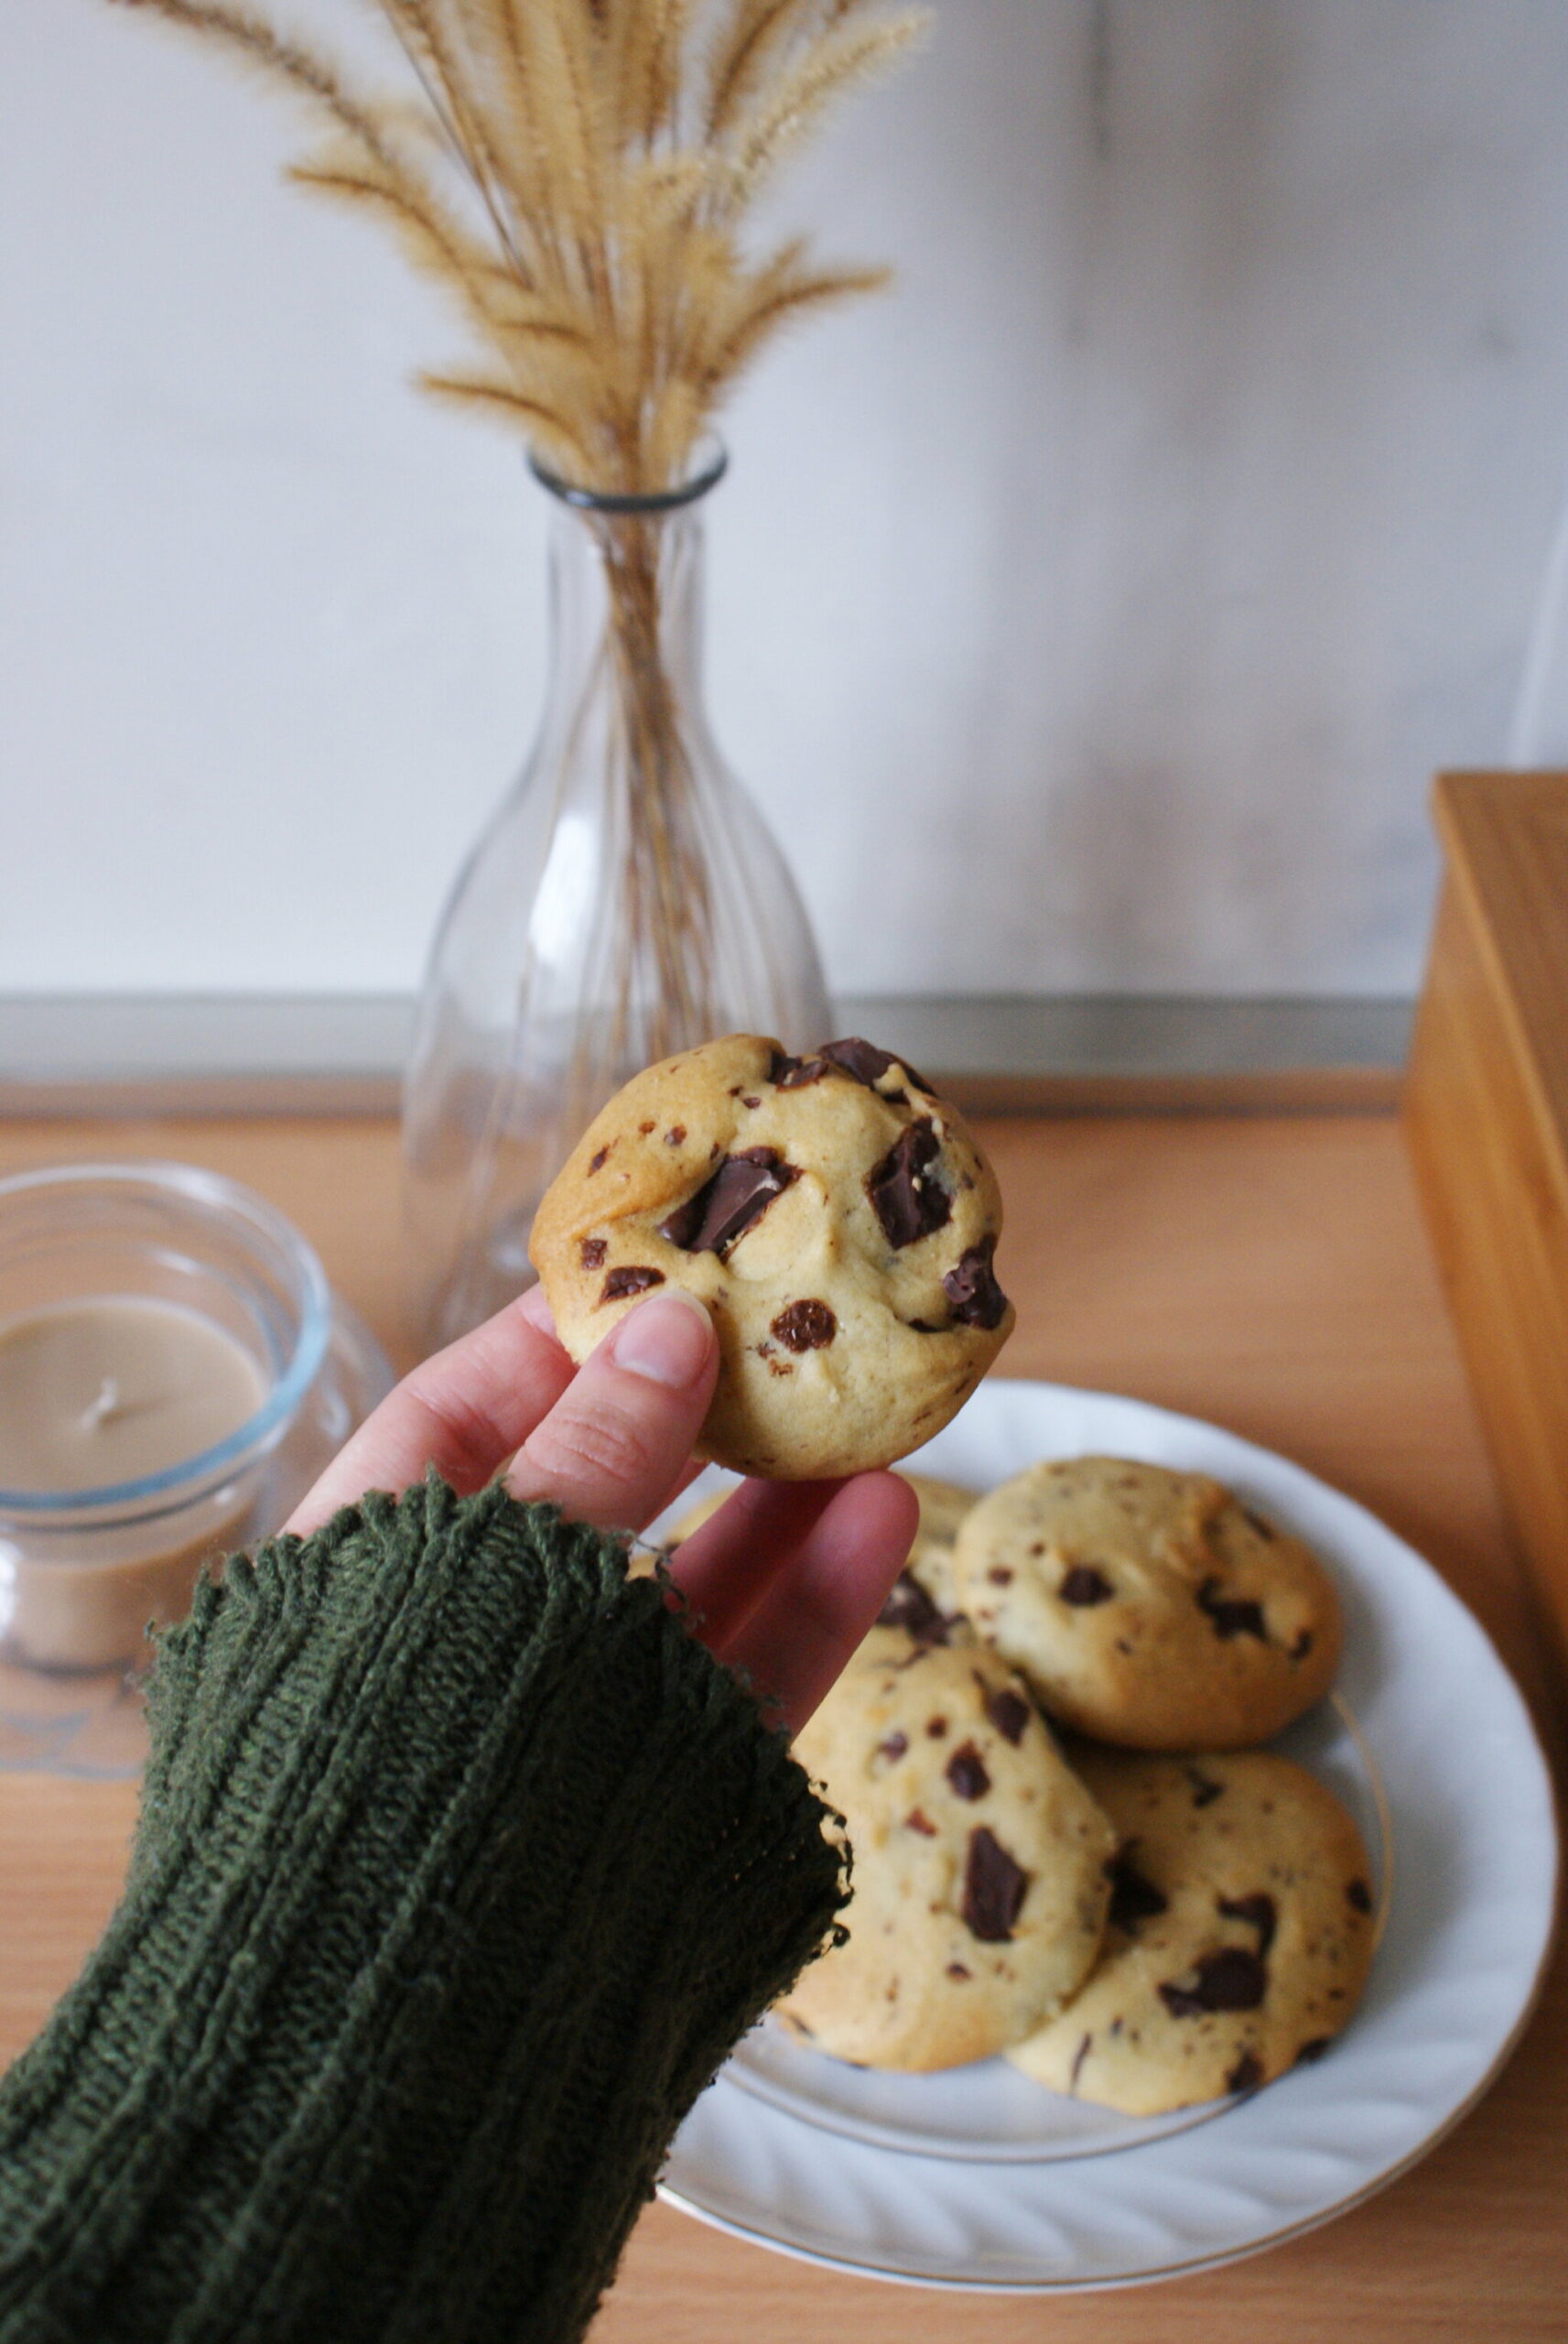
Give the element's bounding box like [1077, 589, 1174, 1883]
[113, 0, 928, 1271]
[110, 0, 928, 494]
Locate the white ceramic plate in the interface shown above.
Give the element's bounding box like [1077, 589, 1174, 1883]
[654, 1379, 1560, 2292]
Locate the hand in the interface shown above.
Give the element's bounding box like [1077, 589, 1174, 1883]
[285, 1284, 917, 1734]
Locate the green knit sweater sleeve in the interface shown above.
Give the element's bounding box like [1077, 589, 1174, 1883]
[0, 1478, 848, 2344]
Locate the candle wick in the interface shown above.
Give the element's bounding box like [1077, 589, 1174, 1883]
[81, 1377, 124, 1430]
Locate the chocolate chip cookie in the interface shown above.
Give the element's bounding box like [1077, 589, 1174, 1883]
[530, 1035, 1013, 1479]
[776, 1633, 1115, 2070]
[1007, 1748, 1377, 2112]
[952, 1459, 1341, 1748]
[874, 1473, 979, 1645]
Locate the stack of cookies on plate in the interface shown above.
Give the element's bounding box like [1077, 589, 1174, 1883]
[772, 1460, 1379, 2113]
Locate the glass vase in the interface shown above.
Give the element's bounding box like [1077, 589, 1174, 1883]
[402, 444, 832, 1352]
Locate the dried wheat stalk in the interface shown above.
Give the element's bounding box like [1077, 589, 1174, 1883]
[111, 0, 927, 493]
[112, 0, 926, 1288]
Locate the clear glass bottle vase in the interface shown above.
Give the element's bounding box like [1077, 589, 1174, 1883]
[402, 444, 831, 1352]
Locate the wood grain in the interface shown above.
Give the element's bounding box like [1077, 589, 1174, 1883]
[1433, 771, 1568, 1152]
[1406, 771, 1568, 1662]
[0, 1110, 1562, 2340]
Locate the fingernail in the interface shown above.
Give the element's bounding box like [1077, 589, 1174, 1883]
[608, 1288, 713, 1388]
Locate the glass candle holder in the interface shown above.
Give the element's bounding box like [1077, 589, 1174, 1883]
[0, 1161, 392, 1776]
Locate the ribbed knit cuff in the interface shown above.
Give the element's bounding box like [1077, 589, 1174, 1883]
[0, 1478, 847, 2344]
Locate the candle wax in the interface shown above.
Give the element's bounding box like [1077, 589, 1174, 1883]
[0, 1297, 266, 1493]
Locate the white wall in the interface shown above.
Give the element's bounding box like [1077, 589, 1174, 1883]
[5, 0, 1568, 1000]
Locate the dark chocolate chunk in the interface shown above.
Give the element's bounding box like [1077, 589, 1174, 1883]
[1070, 2032, 1093, 2090]
[1106, 1844, 1169, 1934]
[600, 1265, 665, 1303]
[658, 1146, 795, 1254]
[818, 1036, 899, 1087]
[772, 1036, 935, 1099]
[1186, 1766, 1225, 1808]
[664, 1124, 687, 1145]
[945, 1742, 990, 1800]
[1242, 1507, 1277, 1541]
[905, 1807, 937, 1837]
[961, 1827, 1030, 1942]
[1227, 2050, 1264, 2094]
[946, 1962, 971, 1981]
[925, 1715, 948, 1738]
[869, 1119, 951, 1249]
[1217, 1892, 1278, 1957]
[1158, 1947, 1267, 2017]
[976, 1679, 1031, 1744]
[579, 1236, 607, 1270]
[876, 1584, 937, 1641]
[1060, 1564, 1114, 1607]
[771, 1298, 837, 1351]
[1346, 1876, 1372, 1915]
[816, 1035, 931, 1099]
[769, 1048, 827, 1089]
[1295, 2035, 1334, 2065]
[942, 1237, 1010, 1329]
[588, 1145, 611, 1173]
[988, 1566, 1013, 1585]
[878, 1571, 957, 1645]
[741, 1094, 761, 1109]
[876, 1731, 908, 1763]
[1196, 1578, 1268, 1641]
[816, 1036, 923, 1087]
[906, 1318, 942, 1334]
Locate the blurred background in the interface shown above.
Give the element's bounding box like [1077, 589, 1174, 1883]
[5, 0, 1568, 1017]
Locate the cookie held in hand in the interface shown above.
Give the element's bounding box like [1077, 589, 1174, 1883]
[530, 1035, 1014, 1479]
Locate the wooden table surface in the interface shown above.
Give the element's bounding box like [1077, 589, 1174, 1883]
[1, 1109, 1563, 2340]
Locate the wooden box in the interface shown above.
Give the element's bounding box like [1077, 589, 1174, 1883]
[1405, 770, 1568, 1647]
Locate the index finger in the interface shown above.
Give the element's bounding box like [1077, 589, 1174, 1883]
[282, 1285, 575, 1537]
